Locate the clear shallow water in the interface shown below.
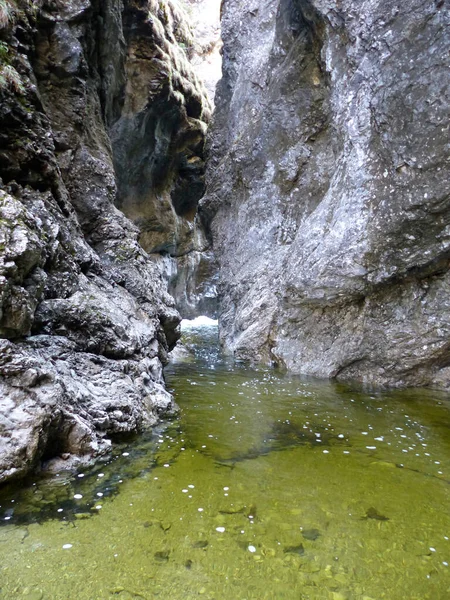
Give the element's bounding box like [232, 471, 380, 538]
[1, 325, 450, 599]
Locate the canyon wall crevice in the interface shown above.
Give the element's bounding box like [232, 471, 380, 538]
[203, 0, 450, 387]
[108, 0, 218, 318]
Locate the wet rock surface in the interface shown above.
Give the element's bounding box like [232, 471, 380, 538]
[0, 0, 209, 484]
[203, 0, 450, 387]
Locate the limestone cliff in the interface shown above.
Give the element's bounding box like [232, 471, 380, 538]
[0, 0, 209, 483]
[204, 0, 450, 387]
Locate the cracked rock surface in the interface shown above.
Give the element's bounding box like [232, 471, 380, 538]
[203, 0, 450, 387]
[0, 0, 209, 484]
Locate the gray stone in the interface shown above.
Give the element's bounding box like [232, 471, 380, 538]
[203, 0, 450, 388]
[108, 0, 216, 318]
[0, 0, 207, 484]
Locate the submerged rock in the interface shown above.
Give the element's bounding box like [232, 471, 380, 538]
[215, 420, 346, 465]
[192, 540, 209, 548]
[283, 543, 305, 556]
[302, 528, 320, 541]
[203, 0, 450, 388]
[362, 507, 389, 522]
[154, 550, 170, 562]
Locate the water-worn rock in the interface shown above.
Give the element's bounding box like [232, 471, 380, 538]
[0, 0, 208, 484]
[203, 0, 450, 387]
[108, 0, 217, 318]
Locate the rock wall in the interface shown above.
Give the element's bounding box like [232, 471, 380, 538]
[108, 0, 217, 318]
[0, 0, 208, 483]
[203, 0, 450, 387]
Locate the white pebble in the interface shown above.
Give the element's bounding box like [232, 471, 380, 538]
[248, 545, 256, 553]
[198, 508, 204, 512]
[62, 544, 73, 550]
[73, 494, 83, 500]
[216, 527, 225, 533]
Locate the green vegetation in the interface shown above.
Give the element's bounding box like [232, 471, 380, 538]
[0, 63, 25, 93]
[0, 1, 39, 30]
[0, 0, 13, 28]
[0, 40, 8, 60]
[0, 11, 26, 96]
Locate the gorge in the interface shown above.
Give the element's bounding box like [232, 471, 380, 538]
[0, 0, 449, 509]
[0, 0, 450, 597]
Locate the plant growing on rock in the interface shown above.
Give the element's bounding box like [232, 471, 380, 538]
[0, 63, 25, 93]
[0, 40, 8, 60]
[0, 0, 13, 28]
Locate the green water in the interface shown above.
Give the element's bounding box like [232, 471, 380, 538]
[1, 324, 450, 600]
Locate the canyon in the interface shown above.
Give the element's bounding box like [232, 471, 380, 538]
[0, 0, 449, 485]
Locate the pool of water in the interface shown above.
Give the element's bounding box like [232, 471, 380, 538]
[0, 322, 450, 599]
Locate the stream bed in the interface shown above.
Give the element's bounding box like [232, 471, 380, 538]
[0, 320, 449, 599]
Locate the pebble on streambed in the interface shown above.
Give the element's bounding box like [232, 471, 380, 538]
[301, 528, 321, 541]
[283, 543, 305, 556]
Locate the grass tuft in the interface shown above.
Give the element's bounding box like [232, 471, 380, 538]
[0, 0, 13, 29]
[0, 40, 8, 60]
[0, 63, 25, 93]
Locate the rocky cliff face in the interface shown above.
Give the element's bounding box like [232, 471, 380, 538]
[0, 0, 209, 483]
[204, 0, 450, 387]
